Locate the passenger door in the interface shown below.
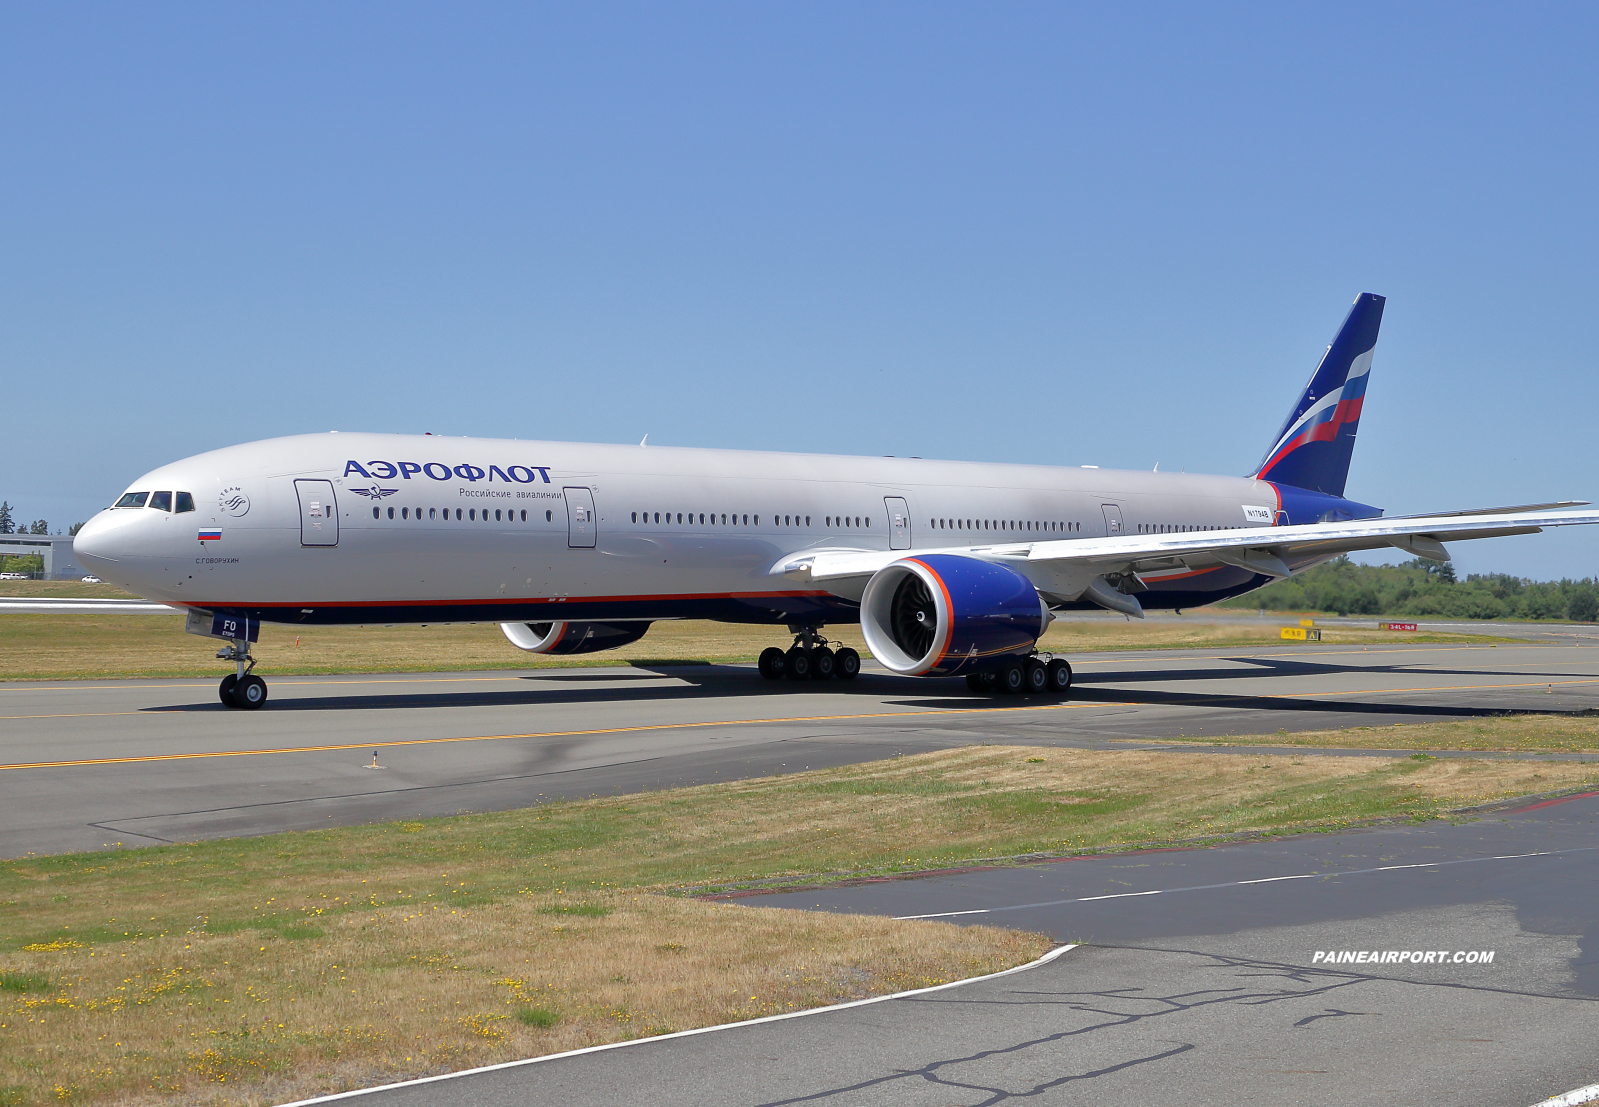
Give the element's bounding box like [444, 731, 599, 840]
[565, 487, 597, 549]
[296, 480, 339, 547]
[884, 497, 911, 550]
[1101, 503, 1125, 538]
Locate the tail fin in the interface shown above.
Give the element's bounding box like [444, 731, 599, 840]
[1253, 292, 1385, 497]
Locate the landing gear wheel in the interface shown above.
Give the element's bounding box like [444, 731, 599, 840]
[758, 646, 787, 680]
[810, 646, 836, 680]
[965, 672, 987, 693]
[834, 647, 860, 681]
[219, 674, 239, 707]
[997, 661, 1026, 695]
[235, 674, 268, 710]
[785, 646, 812, 681]
[1046, 659, 1073, 694]
[1023, 658, 1049, 694]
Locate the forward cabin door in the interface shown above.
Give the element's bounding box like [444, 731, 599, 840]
[884, 497, 911, 550]
[296, 480, 339, 546]
[565, 487, 597, 549]
[1101, 503, 1125, 538]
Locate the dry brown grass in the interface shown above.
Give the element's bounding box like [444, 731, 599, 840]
[1, 892, 1039, 1107]
[4, 744, 1595, 1106]
[1038, 615, 1501, 652]
[0, 609, 1505, 681]
[0, 615, 875, 681]
[1137, 711, 1599, 753]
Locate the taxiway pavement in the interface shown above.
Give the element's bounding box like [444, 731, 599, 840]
[2, 641, 1597, 857]
[289, 791, 1599, 1107]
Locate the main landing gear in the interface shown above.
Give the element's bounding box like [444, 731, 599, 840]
[965, 654, 1073, 697]
[217, 639, 268, 710]
[758, 627, 860, 684]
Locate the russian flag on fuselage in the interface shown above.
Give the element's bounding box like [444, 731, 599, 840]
[1254, 293, 1385, 498]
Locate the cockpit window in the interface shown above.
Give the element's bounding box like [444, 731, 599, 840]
[149, 491, 173, 512]
[175, 492, 195, 513]
[114, 492, 149, 508]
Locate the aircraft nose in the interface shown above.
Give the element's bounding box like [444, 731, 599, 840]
[72, 511, 125, 566]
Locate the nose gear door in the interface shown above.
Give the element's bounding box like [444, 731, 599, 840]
[296, 480, 339, 546]
[1101, 503, 1124, 538]
[884, 497, 911, 550]
[565, 487, 597, 549]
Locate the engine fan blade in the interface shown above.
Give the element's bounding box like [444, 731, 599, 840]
[890, 573, 936, 659]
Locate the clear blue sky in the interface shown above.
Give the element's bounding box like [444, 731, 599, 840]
[3, 3, 1595, 578]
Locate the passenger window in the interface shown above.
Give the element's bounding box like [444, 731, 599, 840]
[388, 507, 395, 519]
[495, 509, 502, 521]
[520, 510, 527, 521]
[632, 512, 637, 523]
[469, 509, 476, 521]
[402, 507, 409, 519]
[372, 507, 380, 519]
[149, 491, 172, 512]
[546, 510, 552, 522]
[175, 492, 195, 513]
[430, 508, 437, 520]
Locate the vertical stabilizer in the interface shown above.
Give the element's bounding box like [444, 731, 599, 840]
[1254, 293, 1385, 497]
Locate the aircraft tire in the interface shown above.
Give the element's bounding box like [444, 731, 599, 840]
[997, 661, 1026, 695]
[810, 647, 835, 680]
[236, 675, 268, 710]
[834, 647, 860, 681]
[1024, 658, 1049, 693]
[219, 674, 239, 708]
[1046, 659, 1073, 694]
[785, 647, 812, 681]
[758, 647, 786, 680]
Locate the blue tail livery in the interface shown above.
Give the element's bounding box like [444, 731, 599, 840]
[1254, 292, 1385, 497]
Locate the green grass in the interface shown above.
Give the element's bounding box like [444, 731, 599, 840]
[515, 1006, 560, 1028]
[0, 971, 51, 994]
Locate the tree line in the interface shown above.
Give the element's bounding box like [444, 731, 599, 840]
[1217, 555, 1599, 622]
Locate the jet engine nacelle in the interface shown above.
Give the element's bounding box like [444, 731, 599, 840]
[860, 554, 1050, 676]
[499, 620, 650, 655]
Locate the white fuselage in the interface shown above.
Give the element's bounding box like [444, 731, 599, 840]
[73, 432, 1283, 625]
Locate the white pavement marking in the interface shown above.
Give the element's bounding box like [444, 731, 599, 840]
[893, 846, 1599, 920]
[1532, 1084, 1599, 1107]
[0, 600, 176, 612]
[272, 943, 1079, 1107]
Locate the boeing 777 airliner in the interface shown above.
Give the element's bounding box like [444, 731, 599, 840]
[74, 294, 1598, 708]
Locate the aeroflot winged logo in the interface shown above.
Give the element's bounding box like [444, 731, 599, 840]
[349, 485, 398, 500]
[343, 461, 553, 484]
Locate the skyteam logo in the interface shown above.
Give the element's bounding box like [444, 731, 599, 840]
[219, 487, 250, 517]
[344, 461, 553, 484]
[349, 485, 399, 500]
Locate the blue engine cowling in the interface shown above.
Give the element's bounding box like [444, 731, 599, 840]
[860, 554, 1050, 676]
[500, 621, 651, 654]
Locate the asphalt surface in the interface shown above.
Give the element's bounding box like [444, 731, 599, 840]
[290, 792, 1599, 1107]
[2, 641, 1598, 857]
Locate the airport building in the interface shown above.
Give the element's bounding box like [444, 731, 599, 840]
[0, 534, 90, 579]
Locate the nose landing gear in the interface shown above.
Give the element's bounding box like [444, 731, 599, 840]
[217, 640, 268, 710]
[758, 627, 860, 684]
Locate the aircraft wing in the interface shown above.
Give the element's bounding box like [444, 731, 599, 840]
[775, 506, 1599, 616]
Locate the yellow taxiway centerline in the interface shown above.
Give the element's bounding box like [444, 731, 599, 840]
[2, 675, 1598, 769]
